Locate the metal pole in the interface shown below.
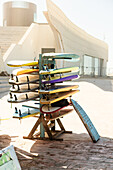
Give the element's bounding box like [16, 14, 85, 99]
[39, 54, 45, 138]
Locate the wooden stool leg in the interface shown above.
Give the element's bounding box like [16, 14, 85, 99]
[56, 118, 65, 131]
[23, 117, 41, 139]
[42, 117, 53, 139]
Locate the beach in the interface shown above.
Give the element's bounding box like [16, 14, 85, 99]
[0, 77, 113, 169]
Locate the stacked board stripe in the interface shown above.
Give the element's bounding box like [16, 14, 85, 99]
[42, 75, 79, 84]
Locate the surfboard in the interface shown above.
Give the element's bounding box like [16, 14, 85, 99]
[8, 92, 39, 103]
[39, 67, 79, 75]
[10, 83, 39, 93]
[12, 68, 39, 76]
[39, 85, 79, 94]
[9, 74, 39, 85]
[40, 90, 79, 104]
[42, 75, 79, 84]
[71, 99, 100, 142]
[40, 103, 71, 114]
[7, 60, 39, 67]
[13, 107, 40, 119]
[22, 102, 40, 109]
[46, 109, 73, 120]
[42, 53, 80, 61]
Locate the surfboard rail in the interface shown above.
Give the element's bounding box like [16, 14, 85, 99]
[39, 67, 79, 75]
[40, 103, 71, 114]
[71, 99, 100, 143]
[39, 85, 79, 94]
[42, 53, 80, 61]
[7, 60, 39, 67]
[42, 74, 79, 84]
[40, 90, 79, 104]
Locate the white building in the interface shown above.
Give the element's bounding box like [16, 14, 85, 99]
[0, 0, 108, 76]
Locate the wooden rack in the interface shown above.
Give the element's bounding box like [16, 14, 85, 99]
[23, 54, 74, 140]
[8, 53, 100, 142]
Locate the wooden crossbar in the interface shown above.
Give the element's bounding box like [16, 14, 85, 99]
[23, 110, 72, 140]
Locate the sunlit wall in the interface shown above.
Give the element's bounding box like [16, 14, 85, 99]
[46, 0, 108, 76]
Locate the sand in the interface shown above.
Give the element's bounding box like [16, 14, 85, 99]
[0, 77, 113, 169]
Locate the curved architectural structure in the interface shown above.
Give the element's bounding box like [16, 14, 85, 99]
[1, 0, 108, 76]
[45, 0, 108, 76]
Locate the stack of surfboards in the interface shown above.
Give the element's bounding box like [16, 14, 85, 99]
[7, 60, 40, 119]
[7, 54, 100, 142]
[7, 54, 80, 119]
[40, 53, 80, 117]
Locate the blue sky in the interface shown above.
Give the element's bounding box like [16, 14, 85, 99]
[0, 0, 113, 70]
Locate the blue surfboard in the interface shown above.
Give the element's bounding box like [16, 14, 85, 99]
[71, 99, 100, 143]
[13, 107, 40, 119]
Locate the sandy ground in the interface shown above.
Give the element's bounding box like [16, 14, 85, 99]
[0, 78, 113, 169]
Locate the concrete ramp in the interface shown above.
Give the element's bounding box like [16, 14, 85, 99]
[71, 99, 100, 143]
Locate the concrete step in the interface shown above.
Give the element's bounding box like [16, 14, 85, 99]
[0, 85, 10, 92]
[0, 26, 28, 56]
[0, 76, 9, 80]
[0, 76, 10, 93]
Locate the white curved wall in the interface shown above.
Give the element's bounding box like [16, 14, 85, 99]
[46, 0, 108, 60]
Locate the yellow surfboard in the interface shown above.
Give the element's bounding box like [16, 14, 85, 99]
[39, 85, 79, 94]
[40, 90, 79, 105]
[39, 67, 79, 75]
[12, 68, 39, 76]
[7, 60, 39, 67]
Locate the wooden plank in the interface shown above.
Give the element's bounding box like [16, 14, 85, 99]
[56, 118, 65, 131]
[53, 130, 65, 139]
[41, 116, 53, 139]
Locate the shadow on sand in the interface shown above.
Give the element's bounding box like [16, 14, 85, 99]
[0, 135, 11, 149]
[1, 133, 113, 169]
[5, 133, 112, 170]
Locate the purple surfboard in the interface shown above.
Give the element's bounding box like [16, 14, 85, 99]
[42, 74, 79, 84]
